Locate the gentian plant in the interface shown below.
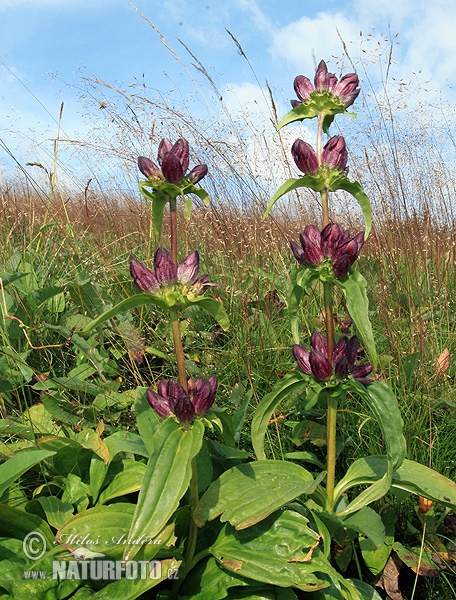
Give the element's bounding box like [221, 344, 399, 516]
[3, 61, 455, 600]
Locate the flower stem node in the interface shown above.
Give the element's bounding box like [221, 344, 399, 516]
[146, 376, 218, 426]
[293, 333, 373, 384]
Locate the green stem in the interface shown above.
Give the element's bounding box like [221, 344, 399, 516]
[169, 196, 178, 266]
[323, 282, 335, 357]
[169, 307, 187, 391]
[326, 393, 338, 509]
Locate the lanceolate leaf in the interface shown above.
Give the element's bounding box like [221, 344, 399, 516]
[251, 371, 317, 460]
[276, 96, 356, 131]
[334, 455, 456, 511]
[332, 179, 372, 238]
[337, 271, 378, 369]
[263, 176, 323, 219]
[0, 450, 56, 498]
[79, 294, 168, 335]
[123, 418, 204, 561]
[190, 297, 230, 331]
[194, 461, 325, 529]
[334, 381, 407, 516]
[287, 270, 319, 344]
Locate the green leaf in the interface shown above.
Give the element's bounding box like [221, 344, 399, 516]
[263, 176, 323, 219]
[0, 503, 55, 545]
[194, 460, 325, 529]
[211, 510, 360, 595]
[79, 293, 168, 335]
[341, 507, 385, 549]
[251, 372, 319, 460]
[190, 297, 230, 331]
[98, 460, 146, 504]
[134, 391, 161, 454]
[332, 179, 372, 238]
[0, 449, 56, 498]
[276, 94, 355, 131]
[334, 381, 406, 515]
[178, 556, 253, 600]
[123, 418, 204, 561]
[337, 271, 378, 369]
[27, 496, 74, 529]
[287, 270, 319, 343]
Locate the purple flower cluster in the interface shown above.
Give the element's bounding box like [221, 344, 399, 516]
[293, 332, 373, 384]
[291, 60, 360, 109]
[138, 138, 208, 186]
[130, 248, 214, 295]
[146, 376, 217, 425]
[291, 136, 348, 176]
[290, 223, 364, 279]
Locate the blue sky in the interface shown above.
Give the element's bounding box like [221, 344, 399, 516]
[1, 0, 455, 185]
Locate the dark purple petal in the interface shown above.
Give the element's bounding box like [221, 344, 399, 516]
[310, 349, 333, 381]
[177, 251, 199, 285]
[314, 60, 329, 90]
[189, 376, 217, 415]
[333, 73, 360, 108]
[303, 225, 322, 250]
[161, 151, 185, 184]
[174, 393, 195, 425]
[331, 337, 348, 366]
[138, 156, 161, 179]
[332, 254, 352, 279]
[293, 75, 314, 102]
[346, 336, 359, 365]
[290, 99, 301, 108]
[327, 72, 337, 92]
[321, 223, 343, 258]
[154, 248, 177, 285]
[353, 231, 365, 253]
[351, 364, 374, 384]
[171, 138, 190, 174]
[299, 232, 324, 265]
[157, 138, 173, 166]
[334, 355, 350, 378]
[292, 344, 312, 375]
[130, 258, 159, 293]
[322, 136, 348, 171]
[310, 331, 328, 356]
[146, 388, 173, 418]
[188, 164, 208, 184]
[291, 139, 319, 175]
[290, 239, 306, 264]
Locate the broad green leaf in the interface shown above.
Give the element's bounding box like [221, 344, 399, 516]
[123, 418, 204, 561]
[0, 449, 55, 498]
[251, 372, 319, 460]
[336, 271, 378, 368]
[179, 556, 253, 600]
[332, 179, 372, 238]
[190, 296, 230, 331]
[341, 507, 385, 549]
[0, 503, 55, 545]
[276, 94, 355, 131]
[98, 460, 146, 504]
[27, 496, 74, 529]
[194, 460, 325, 529]
[104, 429, 149, 462]
[79, 294, 168, 335]
[91, 557, 181, 599]
[287, 270, 319, 343]
[133, 391, 161, 454]
[211, 510, 362, 596]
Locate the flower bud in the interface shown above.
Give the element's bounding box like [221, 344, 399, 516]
[314, 60, 330, 90]
[345, 336, 359, 365]
[293, 75, 314, 102]
[292, 344, 312, 375]
[157, 138, 173, 166]
[138, 156, 161, 180]
[146, 388, 172, 418]
[290, 239, 306, 264]
[333, 73, 360, 108]
[188, 164, 208, 184]
[322, 136, 348, 171]
[331, 337, 348, 366]
[174, 393, 195, 426]
[130, 258, 159, 293]
[299, 232, 324, 265]
[161, 151, 185, 185]
[189, 376, 217, 415]
[351, 364, 374, 384]
[291, 139, 319, 175]
[310, 349, 332, 381]
[154, 248, 177, 285]
[321, 223, 343, 258]
[310, 331, 328, 356]
[177, 251, 199, 285]
[171, 138, 190, 174]
[334, 354, 350, 378]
